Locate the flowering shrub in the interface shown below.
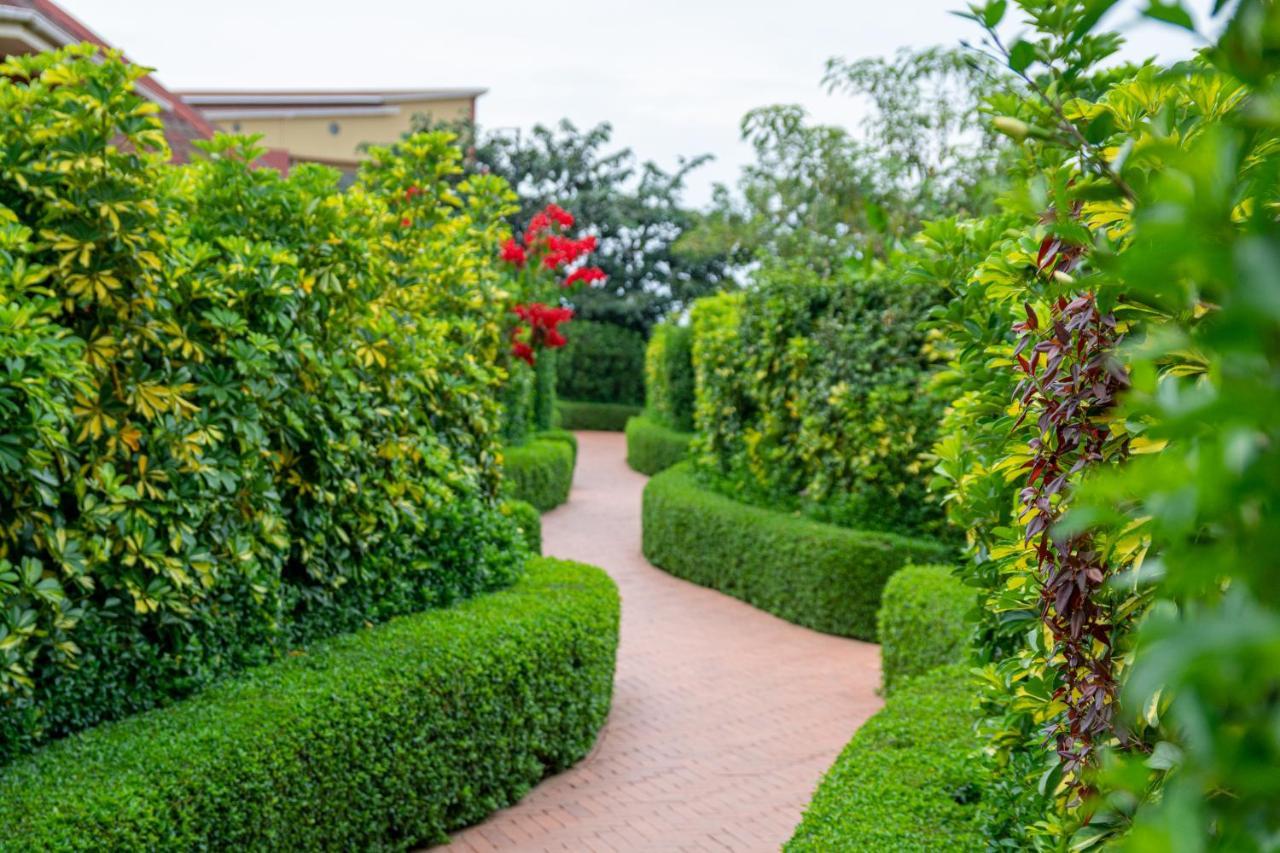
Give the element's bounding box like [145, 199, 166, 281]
[0, 46, 525, 761]
[498, 203, 607, 431]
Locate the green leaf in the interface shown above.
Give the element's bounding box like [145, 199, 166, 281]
[1009, 40, 1037, 73]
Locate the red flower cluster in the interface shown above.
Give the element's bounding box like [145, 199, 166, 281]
[511, 302, 573, 364]
[543, 234, 598, 270]
[565, 266, 607, 287]
[405, 185, 422, 200]
[500, 238, 527, 267]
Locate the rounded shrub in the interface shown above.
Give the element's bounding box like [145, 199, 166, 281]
[625, 414, 693, 475]
[503, 437, 575, 511]
[785, 664, 982, 852]
[0, 558, 618, 851]
[878, 564, 972, 694]
[555, 319, 646, 405]
[642, 464, 950, 640]
[504, 500, 542, 554]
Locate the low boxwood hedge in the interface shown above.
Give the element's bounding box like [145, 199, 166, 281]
[504, 500, 542, 554]
[536, 428, 579, 465]
[625, 414, 694, 475]
[785, 664, 982, 851]
[879, 564, 972, 694]
[503, 436, 575, 511]
[641, 464, 949, 639]
[555, 400, 642, 431]
[0, 558, 619, 851]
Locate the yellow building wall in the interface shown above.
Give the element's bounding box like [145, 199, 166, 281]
[216, 97, 474, 166]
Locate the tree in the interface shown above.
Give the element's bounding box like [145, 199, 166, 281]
[413, 116, 733, 333]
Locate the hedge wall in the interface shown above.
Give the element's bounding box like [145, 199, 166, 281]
[0, 558, 619, 851]
[555, 400, 642, 432]
[625, 414, 693, 475]
[785, 664, 982, 852]
[0, 48, 526, 760]
[644, 321, 695, 432]
[878, 564, 971, 694]
[555, 319, 646, 406]
[641, 464, 949, 640]
[503, 436, 575, 511]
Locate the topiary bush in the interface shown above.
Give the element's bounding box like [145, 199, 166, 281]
[0, 47, 526, 760]
[503, 436, 575, 511]
[878, 564, 972, 694]
[555, 400, 641, 431]
[0, 558, 619, 851]
[644, 321, 695, 431]
[555, 319, 646, 405]
[785, 664, 982, 852]
[642, 464, 950, 639]
[625, 414, 693, 475]
[536, 428, 579, 465]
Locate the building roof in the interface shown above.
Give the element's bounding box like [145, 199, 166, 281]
[179, 89, 487, 121]
[0, 0, 215, 159]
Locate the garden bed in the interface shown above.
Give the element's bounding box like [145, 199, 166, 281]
[641, 463, 949, 639]
[0, 558, 619, 851]
[625, 414, 694, 475]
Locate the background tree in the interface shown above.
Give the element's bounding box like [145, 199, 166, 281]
[414, 117, 733, 333]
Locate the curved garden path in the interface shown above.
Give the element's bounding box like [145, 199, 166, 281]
[440, 432, 883, 852]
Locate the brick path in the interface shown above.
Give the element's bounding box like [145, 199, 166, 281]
[439, 431, 882, 852]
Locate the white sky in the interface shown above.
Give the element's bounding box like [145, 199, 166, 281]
[60, 0, 1211, 205]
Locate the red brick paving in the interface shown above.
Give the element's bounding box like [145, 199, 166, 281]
[438, 432, 882, 852]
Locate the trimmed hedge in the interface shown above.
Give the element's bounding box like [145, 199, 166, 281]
[644, 321, 695, 431]
[625, 414, 694, 475]
[785, 664, 982, 852]
[0, 557, 620, 851]
[642, 464, 950, 639]
[555, 400, 642, 431]
[556, 319, 646, 405]
[505, 500, 542, 554]
[503, 437, 575, 512]
[879, 564, 972, 694]
[537, 428, 579, 465]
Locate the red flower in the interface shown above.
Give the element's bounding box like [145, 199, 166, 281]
[565, 266, 607, 287]
[500, 238, 527, 267]
[511, 341, 534, 365]
[541, 235, 597, 269]
[546, 203, 574, 228]
[524, 211, 551, 246]
[544, 328, 567, 348]
[400, 217, 412, 228]
[405, 185, 421, 199]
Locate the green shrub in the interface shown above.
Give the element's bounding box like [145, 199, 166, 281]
[625, 414, 693, 475]
[785, 664, 982, 852]
[503, 437, 575, 511]
[0, 47, 525, 759]
[642, 464, 949, 639]
[878, 565, 971, 694]
[555, 319, 646, 405]
[555, 400, 642, 431]
[0, 558, 619, 851]
[504, 501, 542, 554]
[691, 267, 945, 537]
[644, 321, 695, 431]
[536, 428, 579, 465]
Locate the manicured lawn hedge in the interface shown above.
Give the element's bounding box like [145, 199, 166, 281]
[537, 428, 579, 465]
[625, 414, 694, 475]
[878, 564, 971, 694]
[642, 464, 950, 639]
[555, 400, 642, 431]
[0, 558, 619, 852]
[504, 436, 576, 511]
[785, 664, 982, 851]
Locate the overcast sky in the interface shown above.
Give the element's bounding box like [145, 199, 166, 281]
[60, 0, 1210, 205]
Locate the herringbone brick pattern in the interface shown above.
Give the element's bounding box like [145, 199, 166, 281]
[438, 432, 882, 852]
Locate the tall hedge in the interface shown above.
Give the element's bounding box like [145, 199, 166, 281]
[690, 266, 944, 536]
[555, 318, 645, 405]
[644, 320, 695, 431]
[0, 557, 619, 851]
[0, 47, 525, 760]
